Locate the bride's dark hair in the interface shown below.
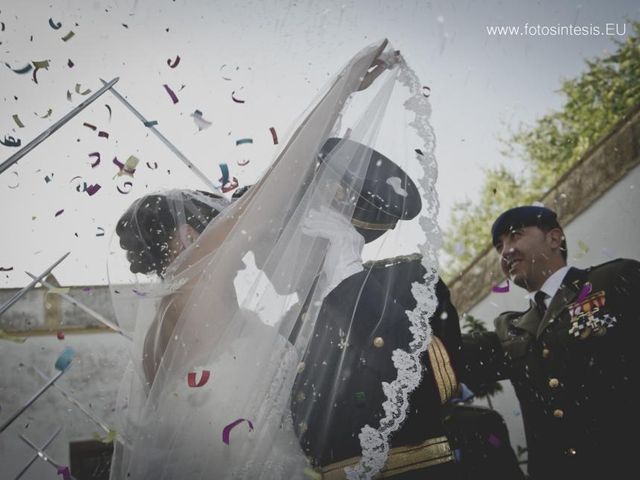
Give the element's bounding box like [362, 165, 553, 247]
[116, 190, 228, 277]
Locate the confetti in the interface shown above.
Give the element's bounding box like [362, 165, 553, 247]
[0, 266, 14, 271]
[32, 60, 50, 70]
[67, 59, 74, 68]
[576, 282, 592, 303]
[237, 159, 250, 166]
[96, 227, 105, 237]
[191, 110, 212, 131]
[36, 108, 53, 118]
[12, 114, 25, 128]
[167, 55, 181, 68]
[92, 429, 117, 444]
[143, 120, 158, 127]
[48, 18, 62, 30]
[57, 331, 65, 340]
[163, 84, 179, 104]
[83, 122, 97, 131]
[117, 181, 133, 194]
[5, 63, 33, 74]
[577, 240, 589, 257]
[231, 91, 245, 103]
[105, 104, 112, 121]
[219, 64, 237, 81]
[491, 280, 509, 293]
[187, 370, 211, 387]
[85, 184, 101, 196]
[414, 148, 424, 156]
[89, 152, 100, 167]
[235, 138, 253, 146]
[222, 177, 239, 193]
[61, 31, 75, 42]
[55, 209, 64, 217]
[75, 84, 92, 95]
[422, 86, 431, 97]
[7, 171, 20, 189]
[487, 433, 502, 448]
[98, 130, 109, 138]
[113, 155, 139, 177]
[219, 163, 230, 186]
[269, 127, 279, 145]
[222, 419, 253, 445]
[146, 161, 158, 170]
[56, 465, 71, 480]
[66, 90, 72, 102]
[44, 174, 54, 183]
[0, 135, 21, 147]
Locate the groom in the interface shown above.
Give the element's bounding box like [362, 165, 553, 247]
[289, 140, 522, 480]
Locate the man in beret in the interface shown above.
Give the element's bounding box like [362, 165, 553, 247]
[462, 205, 640, 480]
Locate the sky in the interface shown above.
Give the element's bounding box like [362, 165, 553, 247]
[0, 0, 638, 288]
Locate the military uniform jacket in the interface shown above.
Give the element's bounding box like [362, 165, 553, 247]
[290, 257, 463, 471]
[462, 259, 640, 480]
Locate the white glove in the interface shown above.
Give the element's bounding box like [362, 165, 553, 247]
[301, 206, 365, 293]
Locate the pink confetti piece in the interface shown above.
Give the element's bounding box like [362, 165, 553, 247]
[576, 282, 592, 303]
[83, 122, 97, 131]
[98, 130, 109, 139]
[269, 127, 278, 145]
[167, 55, 181, 68]
[57, 331, 65, 340]
[163, 84, 179, 104]
[55, 209, 64, 217]
[85, 184, 101, 196]
[487, 433, 502, 448]
[222, 418, 253, 445]
[222, 177, 239, 193]
[56, 465, 71, 480]
[231, 90, 245, 104]
[67, 58, 74, 68]
[491, 280, 509, 293]
[187, 370, 211, 387]
[89, 152, 100, 167]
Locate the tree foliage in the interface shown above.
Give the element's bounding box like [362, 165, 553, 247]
[442, 22, 640, 280]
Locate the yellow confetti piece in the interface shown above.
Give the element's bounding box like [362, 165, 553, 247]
[12, 114, 25, 128]
[32, 60, 50, 69]
[74, 83, 92, 95]
[61, 30, 75, 42]
[576, 240, 589, 258]
[47, 287, 71, 295]
[92, 429, 117, 443]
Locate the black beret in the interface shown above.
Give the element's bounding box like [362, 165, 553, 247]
[491, 206, 561, 246]
[319, 137, 421, 231]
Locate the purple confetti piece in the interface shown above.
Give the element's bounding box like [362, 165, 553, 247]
[222, 418, 253, 445]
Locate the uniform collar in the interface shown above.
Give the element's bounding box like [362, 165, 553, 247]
[531, 265, 570, 307]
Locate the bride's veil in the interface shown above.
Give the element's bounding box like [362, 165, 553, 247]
[108, 39, 441, 479]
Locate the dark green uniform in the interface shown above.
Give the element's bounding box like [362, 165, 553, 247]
[462, 259, 640, 480]
[291, 256, 463, 479]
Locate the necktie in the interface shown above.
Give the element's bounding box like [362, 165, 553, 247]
[534, 291, 548, 316]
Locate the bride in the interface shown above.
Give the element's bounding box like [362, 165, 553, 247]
[108, 39, 442, 480]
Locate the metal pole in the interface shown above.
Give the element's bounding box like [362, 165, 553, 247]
[0, 370, 64, 433]
[99, 78, 219, 192]
[18, 434, 79, 480]
[0, 78, 119, 176]
[0, 252, 70, 318]
[13, 427, 61, 480]
[26, 272, 132, 340]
